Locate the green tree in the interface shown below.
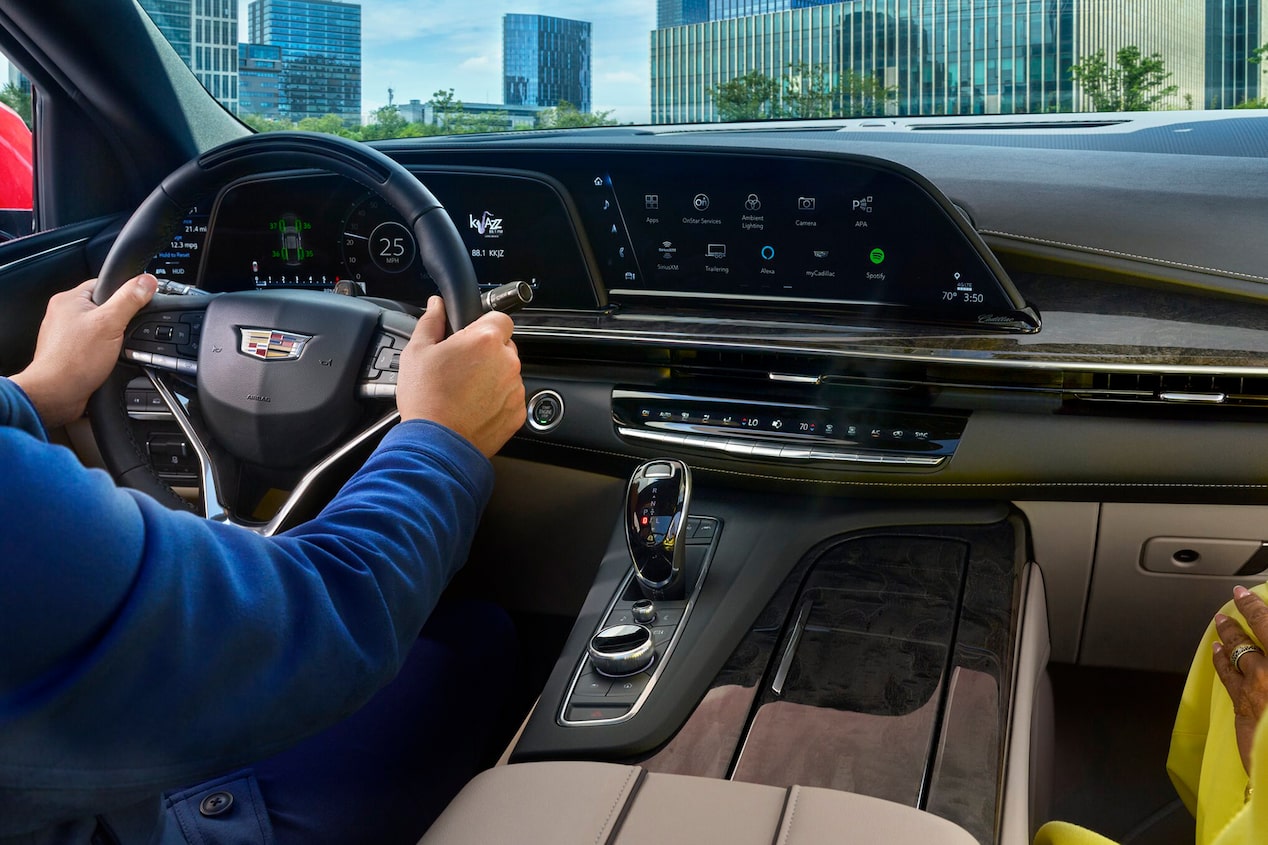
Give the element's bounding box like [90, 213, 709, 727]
[239, 113, 296, 133]
[535, 100, 618, 129]
[0, 83, 32, 128]
[295, 114, 360, 139]
[1069, 46, 1178, 111]
[709, 64, 893, 121]
[710, 71, 781, 121]
[835, 69, 895, 117]
[360, 104, 409, 140]
[1236, 44, 1268, 108]
[422, 88, 514, 134]
[780, 63, 834, 118]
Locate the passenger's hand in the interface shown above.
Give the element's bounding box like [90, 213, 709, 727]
[11, 274, 157, 429]
[396, 296, 525, 458]
[1212, 586, 1268, 775]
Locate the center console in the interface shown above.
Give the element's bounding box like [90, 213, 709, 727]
[508, 462, 1049, 845]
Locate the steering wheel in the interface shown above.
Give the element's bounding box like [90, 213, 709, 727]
[87, 132, 481, 533]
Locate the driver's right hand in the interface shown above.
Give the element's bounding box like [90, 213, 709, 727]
[396, 296, 525, 458]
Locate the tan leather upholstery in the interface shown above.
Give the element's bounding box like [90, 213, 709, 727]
[419, 761, 979, 845]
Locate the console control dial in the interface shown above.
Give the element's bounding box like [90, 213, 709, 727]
[588, 624, 656, 677]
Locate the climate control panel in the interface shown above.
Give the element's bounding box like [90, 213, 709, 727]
[612, 389, 964, 468]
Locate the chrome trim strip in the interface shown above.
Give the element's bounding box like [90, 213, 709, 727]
[771, 598, 814, 696]
[144, 369, 227, 524]
[558, 517, 720, 727]
[1159, 391, 1228, 404]
[260, 409, 401, 537]
[515, 325, 1268, 377]
[0, 238, 90, 274]
[616, 427, 947, 468]
[146, 369, 400, 536]
[769, 372, 823, 385]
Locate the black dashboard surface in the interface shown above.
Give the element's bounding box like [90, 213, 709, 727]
[148, 118, 1268, 499]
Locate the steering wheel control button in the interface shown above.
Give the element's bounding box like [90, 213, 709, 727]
[199, 791, 234, 817]
[526, 389, 564, 432]
[373, 347, 401, 372]
[588, 624, 656, 677]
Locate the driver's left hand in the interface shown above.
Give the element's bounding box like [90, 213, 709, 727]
[12, 273, 157, 428]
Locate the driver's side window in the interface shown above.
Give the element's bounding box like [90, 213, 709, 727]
[0, 54, 34, 242]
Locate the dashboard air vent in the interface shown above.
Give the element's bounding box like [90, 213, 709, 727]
[1071, 372, 1268, 407]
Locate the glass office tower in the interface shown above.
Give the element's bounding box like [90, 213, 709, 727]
[503, 14, 592, 113]
[651, 0, 1206, 123]
[238, 43, 283, 118]
[139, 0, 237, 111]
[248, 0, 362, 123]
[1205, 0, 1267, 107]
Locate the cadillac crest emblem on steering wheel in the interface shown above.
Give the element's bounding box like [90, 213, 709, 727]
[238, 328, 312, 361]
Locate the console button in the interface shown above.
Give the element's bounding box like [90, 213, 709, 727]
[605, 671, 653, 703]
[574, 673, 612, 697]
[566, 704, 630, 722]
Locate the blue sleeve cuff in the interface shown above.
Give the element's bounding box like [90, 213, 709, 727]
[376, 418, 496, 503]
[0, 377, 47, 441]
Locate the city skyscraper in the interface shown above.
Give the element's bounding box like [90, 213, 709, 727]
[709, 0, 837, 19]
[503, 14, 592, 113]
[658, 0, 709, 28]
[192, 0, 238, 109]
[248, 0, 362, 123]
[238, 43, 283, 118]
[650, 0, 1207, 123]
[1205, 0, 1268, 107]
[141, 0, 192, 63]
[139, 0, 238, 111]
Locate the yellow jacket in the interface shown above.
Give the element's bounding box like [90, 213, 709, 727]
[1035, 583, 1268, 845]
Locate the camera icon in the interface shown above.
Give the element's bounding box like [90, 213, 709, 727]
[797, 196, 816, 211]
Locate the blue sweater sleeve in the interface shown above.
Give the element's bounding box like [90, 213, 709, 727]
[0, 376, 48, 439]
[0, 379, 493, 820]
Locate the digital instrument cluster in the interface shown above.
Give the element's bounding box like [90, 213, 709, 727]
[145, 148, 1036, 331]
[145, 171, 598, 309]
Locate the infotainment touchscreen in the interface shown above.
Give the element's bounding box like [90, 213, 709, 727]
[575, 151, 1037, 331]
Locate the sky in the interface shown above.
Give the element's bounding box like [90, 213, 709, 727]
[242, 0, 657, 124]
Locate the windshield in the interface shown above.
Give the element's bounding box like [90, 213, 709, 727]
[138, 0, 1264, 138]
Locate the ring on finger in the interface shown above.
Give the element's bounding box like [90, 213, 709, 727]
[1230, 642, 1264, 673]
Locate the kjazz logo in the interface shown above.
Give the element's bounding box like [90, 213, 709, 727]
[469, 211, 504, 237]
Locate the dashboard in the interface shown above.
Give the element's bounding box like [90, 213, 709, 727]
[138, 121, 1268, 507]
[148, 150, 1039, 331]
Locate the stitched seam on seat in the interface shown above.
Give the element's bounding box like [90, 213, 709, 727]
[774, 785, 798, 845]
[600, 767, 644, 845]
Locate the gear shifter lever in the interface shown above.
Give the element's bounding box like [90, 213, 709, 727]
[626, 459, 692, 600]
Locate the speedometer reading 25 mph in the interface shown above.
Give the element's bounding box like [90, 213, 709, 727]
[341, 195, 419, 292]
